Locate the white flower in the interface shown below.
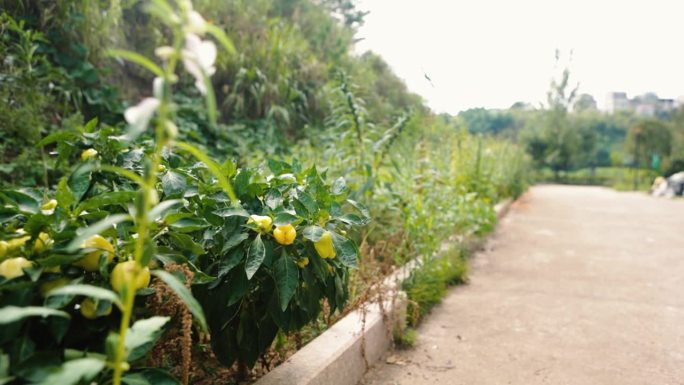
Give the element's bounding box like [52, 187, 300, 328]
[182, 33, 216, 95]
[186, 11, 208, 35]
[124, 97, 161, 132]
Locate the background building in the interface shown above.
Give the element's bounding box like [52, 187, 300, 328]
[605, 92, 675, 117]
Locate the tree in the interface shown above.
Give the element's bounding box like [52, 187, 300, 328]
[625, 119, 672, 169]
[541, 51, 580, 177]
[573, 93, 597, 112]
[458, 108, 515, 136]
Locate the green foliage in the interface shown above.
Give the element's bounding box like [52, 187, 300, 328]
[0, 0, 531, 383]
[393, 327, 417, 348]
[0, 12, 65, 186]
[625, 119, 672, 168]
[533, 166, 658, 191]
[459, 108, 515, 136]
[403, 245, 469, 327]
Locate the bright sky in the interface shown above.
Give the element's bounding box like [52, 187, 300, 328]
[355, 0, 684, 114]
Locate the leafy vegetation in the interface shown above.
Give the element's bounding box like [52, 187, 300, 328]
[456, 54, 684, 189]
[0, 1, 529, 384]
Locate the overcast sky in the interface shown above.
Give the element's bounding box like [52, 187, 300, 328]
[355, 0, 684, 114]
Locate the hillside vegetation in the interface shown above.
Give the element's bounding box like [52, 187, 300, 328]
[0, 1, 528, 384]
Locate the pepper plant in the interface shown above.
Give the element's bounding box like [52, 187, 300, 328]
[0, 1, 365, 384]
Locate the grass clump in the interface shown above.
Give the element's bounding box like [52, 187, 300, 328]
[393, 327, 417, 348]
[402, 245, 470, 327]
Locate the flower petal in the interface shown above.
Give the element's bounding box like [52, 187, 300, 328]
[187, 10, 207, 35]
[124, 97, 161, 131]
[182, 33, 217, 94]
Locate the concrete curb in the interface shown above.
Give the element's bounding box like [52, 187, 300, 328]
[254, 198, 515, 385]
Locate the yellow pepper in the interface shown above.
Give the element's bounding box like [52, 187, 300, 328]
[0, 257, 33, 280]
[248, 215, 273, 233]
[314, 231, 336, 259]
[0, 241, 8, 258]
[81, 148, 98, 161]
[80, 298, 112, 319]
[7, 229, 30, 250]
[33, 232, 53, 253]
[41, 199, 58, 212]
[296, 257, 309, 268]
[39, 277, 70, 297]
[73, 235, 115, 272]
[273, 224, 296, 245]
[110, 260, 151, 292]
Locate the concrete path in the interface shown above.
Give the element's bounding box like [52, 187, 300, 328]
[361, 185, 684, 385]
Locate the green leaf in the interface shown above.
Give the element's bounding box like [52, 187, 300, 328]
[168, 232, 205, 255]
[83, 117, 99, 132]
[152, 270, 208, 332]
[0, 306, 70, 324]
[296, 191, 318, 214]
[302, 226, 325, 242]
[76, 191, 137, 212]
[267, 159, 291, 175]
[122, 369, 181, 385]
[0, 353, 8, 378]
[108, 49, 165, 77]
[221, 232, 249, 253]
[24, 213, 52, 234]
[161, 171, 187, 197]
[273, 212, 299, 226]
[148, 200, 183, 222]
[347, 199, 370, 220]
[96, 164, 146, 186]
[213, 206, 250, 218]
[217, 248, 245, 278]
[273, 251, 298, 311]
[245, 234, 265, 280]
[56, 178, 75, 209]
[0, 189, 40, 214]
[47, 284, 122, 309]
[168, 218, 209, 233]
[331, 232, 358, 268]
[36, 131, 79, 148]
[32, 358, 105, 385]
[264, 190, 283, 210]
[125, 316, 170, 361]
[331, 177, 348, 195]
[68, 167, 92, 202]
[206, 24, 237, 56]
[336, 213, 367, 226]
[174, 141, 237, 204]
[234, 170, 252, 199]
[66, 214, 131, 252]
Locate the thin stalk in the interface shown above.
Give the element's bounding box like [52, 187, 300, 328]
[111, 28, 183, 385]
[341, 77, 365, 172]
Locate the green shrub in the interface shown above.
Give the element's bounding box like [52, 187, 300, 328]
[402, 245, 470, 327]
[394, 327, 417, 348]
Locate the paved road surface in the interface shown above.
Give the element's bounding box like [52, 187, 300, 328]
[360, 185, 684, 385]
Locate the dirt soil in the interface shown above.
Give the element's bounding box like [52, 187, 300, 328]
[360, 185, 684, 385]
